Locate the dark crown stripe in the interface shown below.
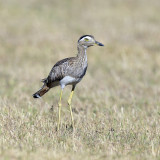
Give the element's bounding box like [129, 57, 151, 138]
[78, 35, 94, 42]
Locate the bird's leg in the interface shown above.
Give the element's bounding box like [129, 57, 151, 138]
[57, 89, 63, 131]
[67, 86, 75, 128]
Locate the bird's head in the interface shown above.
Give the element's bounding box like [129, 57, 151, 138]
[78, 35, 104, 48]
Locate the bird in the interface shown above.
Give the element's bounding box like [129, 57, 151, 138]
[33, 35, 104, 130]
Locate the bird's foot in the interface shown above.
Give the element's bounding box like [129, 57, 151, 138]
[67, 99, 71, 106]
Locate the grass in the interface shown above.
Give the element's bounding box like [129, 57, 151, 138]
[0, 0, 160, 159]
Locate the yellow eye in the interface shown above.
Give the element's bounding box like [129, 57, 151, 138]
[85, 38, 89, 41]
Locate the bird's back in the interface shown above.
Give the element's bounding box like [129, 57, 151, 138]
[44, 54, 87, 88]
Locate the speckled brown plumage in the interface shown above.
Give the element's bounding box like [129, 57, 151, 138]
[33, 35, 104, 130]
[33, 35, 104, 98]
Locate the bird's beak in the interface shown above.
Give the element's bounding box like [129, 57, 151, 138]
[95, 41, 104, 46]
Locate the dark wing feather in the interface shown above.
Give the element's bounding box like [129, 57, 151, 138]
[45, 57, 74, 86]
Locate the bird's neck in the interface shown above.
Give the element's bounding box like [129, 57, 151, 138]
[77, 44, 87, 62]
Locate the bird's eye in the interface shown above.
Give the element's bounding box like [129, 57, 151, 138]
[85, 38, 89, 41]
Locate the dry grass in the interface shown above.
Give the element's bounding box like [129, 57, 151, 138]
[0, 0, 160, 159]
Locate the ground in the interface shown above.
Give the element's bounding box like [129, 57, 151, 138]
[0, 0, 160, 159]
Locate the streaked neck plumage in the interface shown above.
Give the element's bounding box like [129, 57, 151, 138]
[77, 44, 88, 64]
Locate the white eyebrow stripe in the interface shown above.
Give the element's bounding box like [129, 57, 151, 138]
[81, 36, 92, 41]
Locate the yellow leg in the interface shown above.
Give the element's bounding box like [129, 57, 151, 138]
[57, 89, 63, 131]
[67, 89, 75, 128]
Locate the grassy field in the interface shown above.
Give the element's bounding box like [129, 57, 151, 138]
[0, 0, 160, 159]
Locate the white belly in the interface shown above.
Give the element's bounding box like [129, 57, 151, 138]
[60, 76, 81, 89]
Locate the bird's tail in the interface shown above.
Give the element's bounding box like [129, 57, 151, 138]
[33, 84, 50, 98]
